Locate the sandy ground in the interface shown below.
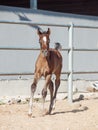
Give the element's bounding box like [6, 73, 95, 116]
[0, 93, 98, 130]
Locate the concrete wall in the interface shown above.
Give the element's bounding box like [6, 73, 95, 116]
[0, 79, 67, 97]
[0, 78, 96, 97]
[0, 6, 98, 81]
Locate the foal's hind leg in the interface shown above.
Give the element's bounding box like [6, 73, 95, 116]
[28, 73, 41, 117]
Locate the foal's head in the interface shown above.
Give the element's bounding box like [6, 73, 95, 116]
[37, 28, 51, 57]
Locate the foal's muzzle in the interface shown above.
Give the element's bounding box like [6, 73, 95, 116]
[42, 49, 48, 57]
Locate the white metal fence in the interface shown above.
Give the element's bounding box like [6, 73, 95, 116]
[0, 20, 98, 102]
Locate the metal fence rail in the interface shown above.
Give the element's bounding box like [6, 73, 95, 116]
[0, 47, 40, 51]
[0, 20, 70, 27]
[1, 20, 98, 28]
[1, 47, 98, 51]
[0, 20, 98, 103]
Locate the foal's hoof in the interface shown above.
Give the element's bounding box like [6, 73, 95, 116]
[45, 111, 50, 115]
[42, 109, 50, 116]
[28, 113, 32, 117]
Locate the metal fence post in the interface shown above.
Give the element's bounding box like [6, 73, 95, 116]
[30, 0, 37, 9]
[68, 23, 74, 103]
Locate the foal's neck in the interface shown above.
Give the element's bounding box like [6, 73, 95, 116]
[40, 51, 50, 60]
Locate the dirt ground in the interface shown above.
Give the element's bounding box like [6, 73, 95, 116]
[0, 93, 98, 130]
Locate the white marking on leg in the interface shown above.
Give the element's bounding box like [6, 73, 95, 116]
[42, 97, 46, 111]
[52, 98, 56, 109]
[28, 94, 33, 115]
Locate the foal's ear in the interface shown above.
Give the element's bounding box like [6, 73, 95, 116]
[47, 28, 51, 35]
[37, 28, 42, 35]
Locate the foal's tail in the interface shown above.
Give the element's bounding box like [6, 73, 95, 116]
[54, 42, 62, 51]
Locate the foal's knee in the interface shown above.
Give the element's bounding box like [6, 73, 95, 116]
[42, 88, 47, 98]
[31, 83, 36, 93]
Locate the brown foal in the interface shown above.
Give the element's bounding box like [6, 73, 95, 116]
[28, 28, 62, 116]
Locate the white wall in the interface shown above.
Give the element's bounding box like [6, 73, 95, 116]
[0, 6, 98, 80]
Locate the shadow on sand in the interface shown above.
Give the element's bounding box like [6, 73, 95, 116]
[51, 105, 88, 115]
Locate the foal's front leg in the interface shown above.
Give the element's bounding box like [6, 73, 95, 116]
[42, 74, 51, 115]
[48, 80, 54, 114]
[28, 73, 41, 117]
